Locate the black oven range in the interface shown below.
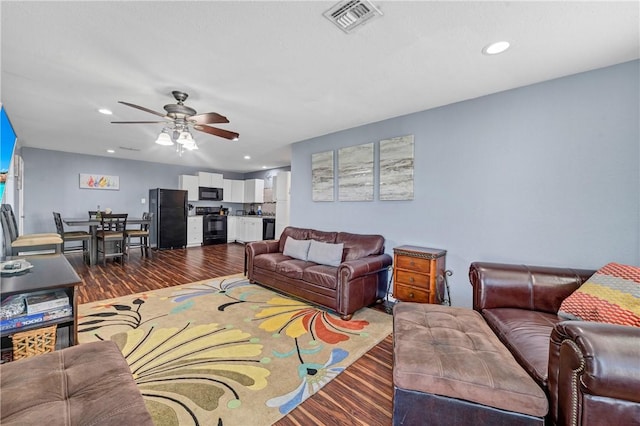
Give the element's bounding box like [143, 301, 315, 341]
[195, 206, 227, 245]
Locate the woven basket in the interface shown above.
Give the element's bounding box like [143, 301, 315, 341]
[11, 325, 57, 360]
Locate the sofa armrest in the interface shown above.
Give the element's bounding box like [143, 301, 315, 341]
[468, 262, 594, 314]
[548, 321, 640, 426]
[246, 239, 280, 257]
[338, 253, 393, 282]
[246, 240, 281, 278]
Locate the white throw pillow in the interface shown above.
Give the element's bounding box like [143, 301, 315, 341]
[283, 237, 311, 261]
[307, 240, 344, 267]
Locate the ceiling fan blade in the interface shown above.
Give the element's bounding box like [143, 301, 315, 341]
[111, 121, 167, 124]
[194, 124, 239, 140]
[189, 112, 229, 124]
[118, 101, 166, 118]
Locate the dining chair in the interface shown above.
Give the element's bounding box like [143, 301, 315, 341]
[96, 213, 128, 266]
[124, 212, 152, 258]
[52, 212, 91, 262]
[1, 204, 62, 256]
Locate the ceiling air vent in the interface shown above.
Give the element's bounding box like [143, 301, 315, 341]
[323, 0, 382, 34]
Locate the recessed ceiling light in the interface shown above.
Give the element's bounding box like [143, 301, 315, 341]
[482, 41, 510, 55]
[106, 149, 115, 153]
[98, 108, 113, 115]
[262, 166, 267, 169]
[244, 155, 251, 160]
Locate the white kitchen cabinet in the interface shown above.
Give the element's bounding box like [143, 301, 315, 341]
[226, 216, 237, 242]
[236, 217, 262, 243]
[222, 179, 233, 203]
[231, 180, 245, 203]
[275, 171, 291, 201]
[187, 216, 203, 247]
[179, 175, 199, 201]
[198, 172, 223, 188]
[222, 179, 245, 203]
[244, 179, 264, 203]
[247, 217, 263, 242]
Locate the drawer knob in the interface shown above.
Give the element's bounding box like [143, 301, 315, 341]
[410, 261, 415, 266]
[409, 277, 414, 283]
[409, 293, 414, 299]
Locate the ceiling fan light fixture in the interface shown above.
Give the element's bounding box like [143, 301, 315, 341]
[176, 130, 194, 145]
[113, 91, 238, 157]
[155, 129, 174, 146]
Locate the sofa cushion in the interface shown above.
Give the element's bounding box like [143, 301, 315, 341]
[337, 232, 385, 261]
[254, 253, 291, 271]
[307, 229, 337, 244]
[307, 240, 344, 267]
[302, 264, 338, 289]
[283, 237, 311, 261]
[278, 227, 309, 252]
[482, 308, 560, 387]
[558, 262, 640, 327]
[275, 259, 316, 280]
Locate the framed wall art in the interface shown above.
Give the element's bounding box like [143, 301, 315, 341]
[312, 150, 335, 201]
[338, 142, 374, 201]
[79, 173, 119, 190]
[379, 135, 414, 200]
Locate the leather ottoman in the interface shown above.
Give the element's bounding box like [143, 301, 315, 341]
[392, 303, 548, 426]
[1, 340, 153, 426]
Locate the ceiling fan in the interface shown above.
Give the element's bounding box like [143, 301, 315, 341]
[111, 90, 239, 142]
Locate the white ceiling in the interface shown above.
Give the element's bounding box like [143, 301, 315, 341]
[1, 1, 638, 173]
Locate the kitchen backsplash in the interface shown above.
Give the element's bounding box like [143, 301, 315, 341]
[261, 202, 276, 216]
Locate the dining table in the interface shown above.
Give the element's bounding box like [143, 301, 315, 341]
[62, 217, 151, 266]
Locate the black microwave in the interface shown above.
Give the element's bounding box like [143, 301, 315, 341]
[198, 187, 223, 201]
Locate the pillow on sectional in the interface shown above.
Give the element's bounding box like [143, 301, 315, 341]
[558, 262, 640, 327]
[307, 240, 344, 267]
[282, 237, 311, 261]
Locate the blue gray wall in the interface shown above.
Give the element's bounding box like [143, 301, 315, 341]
[290, 60, 640, 307]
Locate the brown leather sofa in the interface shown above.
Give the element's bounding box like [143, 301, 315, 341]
[246, 226, 392, 320]
[469, 262, 640, 426]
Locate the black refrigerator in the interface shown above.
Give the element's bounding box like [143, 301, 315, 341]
[149, 188, 187, 249]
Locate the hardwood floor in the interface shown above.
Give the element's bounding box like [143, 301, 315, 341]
[68, 243, 394, 426]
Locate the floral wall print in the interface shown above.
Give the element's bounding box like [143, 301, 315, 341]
[338, 142, 374, 201]
[311, 150, 334, 202]
[79, 173, 119, 190]
[379, 135, 414, 200]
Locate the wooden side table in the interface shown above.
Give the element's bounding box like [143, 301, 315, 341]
[393, 245, 446, 304]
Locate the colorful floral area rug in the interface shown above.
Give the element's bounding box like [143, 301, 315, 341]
[78, 274, 392, 426]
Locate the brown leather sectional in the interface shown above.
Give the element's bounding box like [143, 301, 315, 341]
[246, 226, 392, 320]
[469, 262, 640, 425]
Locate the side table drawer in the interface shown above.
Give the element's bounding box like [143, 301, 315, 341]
[394, 284, 430, 303]
[396, 269, 430, 288]
[396, 256, 431, 273]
